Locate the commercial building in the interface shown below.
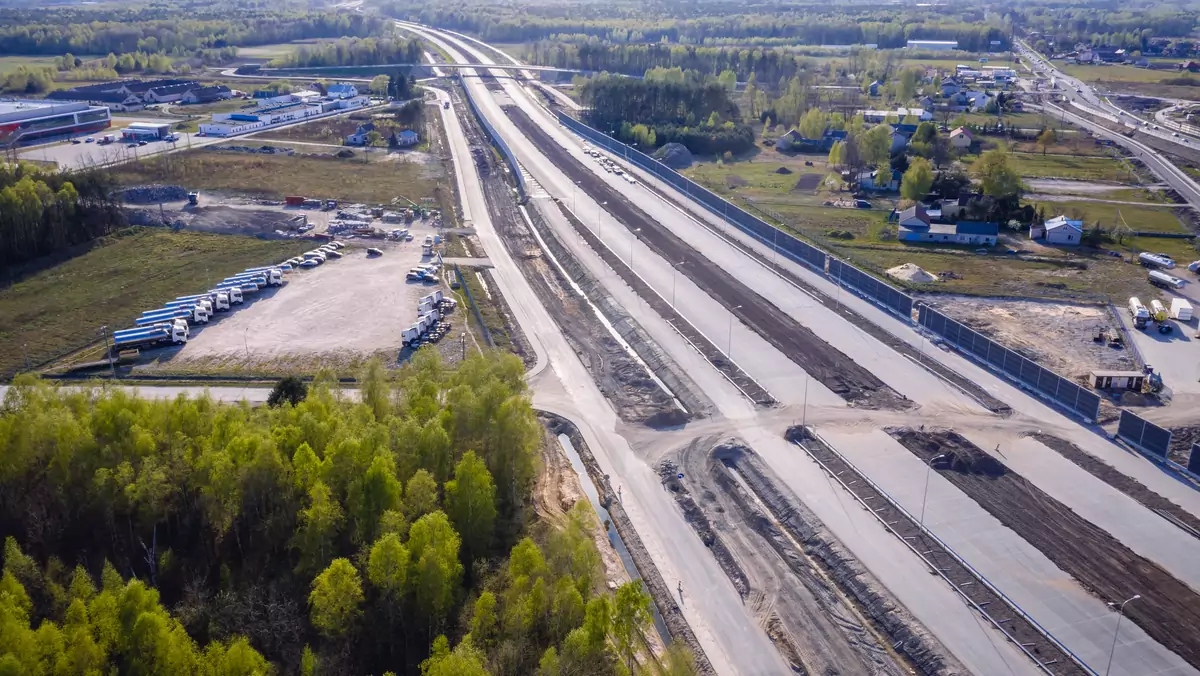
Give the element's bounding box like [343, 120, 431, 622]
[121, 121, 172, 141]
[199, 95, 368, 137]
[907, 40, 959, 51]
[0, 99, 111, 147]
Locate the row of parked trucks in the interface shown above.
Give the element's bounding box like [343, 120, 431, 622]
[401, 290, 458, 348]
[1128, 296, 1192, 333]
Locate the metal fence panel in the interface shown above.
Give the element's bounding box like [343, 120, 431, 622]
[1189, 444, 1200, 474]
[1117, 410, 1171, 458]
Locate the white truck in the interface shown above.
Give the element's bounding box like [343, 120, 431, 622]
[1148, 270, 1185, 289]
[1128, 297, 1150, 330]
[111, 323, 188, 355]
[137, 305, 209, 326]
[1171, 298, 1193, 321]
[422, 235, 434, 256]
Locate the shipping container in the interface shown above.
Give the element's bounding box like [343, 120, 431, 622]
[1171, 298, 1193, 321]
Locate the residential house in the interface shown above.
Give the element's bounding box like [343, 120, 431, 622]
[858, 168, 901, 191]
[181, 85, 232, 104]
[916, 95, 934, 110]
[1035, 215, 1084, 245]
[394, 129, 419, 147]
[940, 77, 962, 96]
[899, 219, 998, 245]
[778, 128, 846, 152]
[858, 107, 932, 124]
[889, 128, 910, 153]
[327, 83, 360, 99]
[940, 193, 983, 220]
[964, 91, 991, 110]
[1182, 61, 1200, 73]
[345, 121, 376, 145]
[949, 127, 973, 149]
[897, 204, 931, 229]
[867, 80, 882, 96]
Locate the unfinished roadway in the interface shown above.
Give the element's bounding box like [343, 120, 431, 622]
[400, 20, 1200, 676]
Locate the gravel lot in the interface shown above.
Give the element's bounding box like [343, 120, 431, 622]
[161, 230, 442, 372]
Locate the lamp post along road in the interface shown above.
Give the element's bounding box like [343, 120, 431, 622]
[1104, 595, 1141, 676]
[727, 305, 742, 359]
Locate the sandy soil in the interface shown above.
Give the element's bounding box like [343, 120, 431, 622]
[162, 235, 440, 371]
[933, 295, 1137, 378]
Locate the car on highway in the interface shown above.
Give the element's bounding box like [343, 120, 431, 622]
[70, 138, 81, 144]
[138, 140, 148, 146]
[1174, 132, 1180, 137]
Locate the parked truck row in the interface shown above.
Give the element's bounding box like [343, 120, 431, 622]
[401, 289, 457, 349]
[1128, 296, 1192, 334]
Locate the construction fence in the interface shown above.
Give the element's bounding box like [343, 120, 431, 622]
[1116, 410, 1173, 459]
[555, 112, 1101, 421]
[458, 74, 527, 201]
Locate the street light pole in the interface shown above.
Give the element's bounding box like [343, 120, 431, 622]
[918, 454, 943, 536]
[671, 260, 685, 308]
[629, 228, 640, 272]
[1104, 595, 1141, 676]
[597, 201, 608, 239]
[727, 305, 742, 358]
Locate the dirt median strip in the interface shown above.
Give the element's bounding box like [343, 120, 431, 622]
[887, 426, 1200, 671]
[1027, 431, 1200, 537]
[506, 107, 912, 410]
[790, 426, 1092, 676]
[539, 412, 716, 675]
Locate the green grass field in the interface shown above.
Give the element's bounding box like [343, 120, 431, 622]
[109, 148, 443, 205]
[964, 151, 1136, 182]
[1061, 62, 1175, 84]
[0, 55, 61, 74]
[0, 228, 308, 377]
[1030, 201, 1188, 233]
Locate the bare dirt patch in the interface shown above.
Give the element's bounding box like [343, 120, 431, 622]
[792, 173, 822, 191]
[150, 237, 440, 374]
[930, 295, 1137, 378]
[887, 426, 1200, 671]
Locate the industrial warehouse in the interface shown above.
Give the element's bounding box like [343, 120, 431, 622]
[198, 85, 369, 137]
[0, 99, 111, 147]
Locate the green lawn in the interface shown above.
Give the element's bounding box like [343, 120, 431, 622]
[1062, 62, 1175, 84]
[0, 228, 308, 377]
[0, 55, 60, 74]
[965, 152, 1136, 182]
[1030, 200, 1188, 233]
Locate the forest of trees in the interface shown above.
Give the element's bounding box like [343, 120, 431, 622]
[383, 0, 1009, 51]
[270, 36, 423, 68]
[581, 70, 754, 155]
[0, 5, 391, 56]
[0, 164, 124, 271]
[0, 354, 695, 675]
[1016, 7, 1196, 51]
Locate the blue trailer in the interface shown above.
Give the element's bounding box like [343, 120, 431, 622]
[110, 323, 188, 355]
[216, 280, 260, 294]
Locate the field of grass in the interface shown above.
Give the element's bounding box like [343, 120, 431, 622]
[1061, 62, 1174, 84]
[1030, 200, 1188, 233]
[0, 228, 308, 378]
[0, 55, 61, 74]
[236, 41, 311, 61]
[109, 148, 443, 204]
[964, 151, 1136, 182]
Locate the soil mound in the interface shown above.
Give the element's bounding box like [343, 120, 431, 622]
[886, 263, 938, 283]
[653, 142, 694, 169]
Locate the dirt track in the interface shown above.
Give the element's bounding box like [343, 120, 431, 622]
[887, 427, 1200, 670]
[659, 436, 957, 675]
[506, 106, 912, 411]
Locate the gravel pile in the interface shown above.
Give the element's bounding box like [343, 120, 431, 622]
[653, 142, 694, 169]
[886, 263, 938, 283]
[122, 184, 187, 204]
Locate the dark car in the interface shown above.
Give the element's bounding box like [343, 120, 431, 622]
[138, 140, 148, 146]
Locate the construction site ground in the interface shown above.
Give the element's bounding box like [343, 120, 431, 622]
[140, 236, 444, 375]
[930, 295, 1138, 378]
[126, 196, 334, 238]
[886, 427, 1200, 673]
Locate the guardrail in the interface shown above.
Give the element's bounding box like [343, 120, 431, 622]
[794, 428, 1097, 676]
[457, 73, 527, 202]
[553, 113, 1102, 421]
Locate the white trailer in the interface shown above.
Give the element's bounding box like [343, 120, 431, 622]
[1149, 270, 1185, 289]
[1139, 252, 1176, 269]
[1171, 298, 1193, 321]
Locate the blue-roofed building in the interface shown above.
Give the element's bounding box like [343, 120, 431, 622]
[899, 218, 998, 245]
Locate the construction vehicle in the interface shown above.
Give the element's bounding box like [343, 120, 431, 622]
[1095, 328, 1124, 347]
[111, 323, 189, 355]
[1128, 297, 1150, 330]
[1142, 367, 1164, 394]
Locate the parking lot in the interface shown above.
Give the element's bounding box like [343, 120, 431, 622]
[155, 223, 444, 372]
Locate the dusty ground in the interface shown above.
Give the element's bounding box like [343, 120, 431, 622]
[931, 295, 1137, 378]
[126, 194, 335, 236]
[144, 236, 442, 374]
[658, 436, 917, 676]
[887, 427, 1200, 671]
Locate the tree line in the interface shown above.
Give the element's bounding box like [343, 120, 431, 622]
[0, 6, 391, 56]
[0, 354, 697, 675]
[270, 37, 423, 68]
[580, 70, 755, 155]
[384, 1, 1009, 51]
[0, 165, 124, 271]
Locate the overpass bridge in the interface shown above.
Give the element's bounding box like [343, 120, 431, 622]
[240, 62, 594, 78]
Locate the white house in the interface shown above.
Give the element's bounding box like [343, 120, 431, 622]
[327, 83, 360, 99]
[1041, 215, 1084, 245]
[394, 129, 419, 147]
[346, 122, 376, 146]
[949, 127, 973, 149]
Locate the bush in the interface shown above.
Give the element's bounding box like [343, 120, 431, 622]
[825, 229, 855, 240]
[268, 375, 308, 407]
